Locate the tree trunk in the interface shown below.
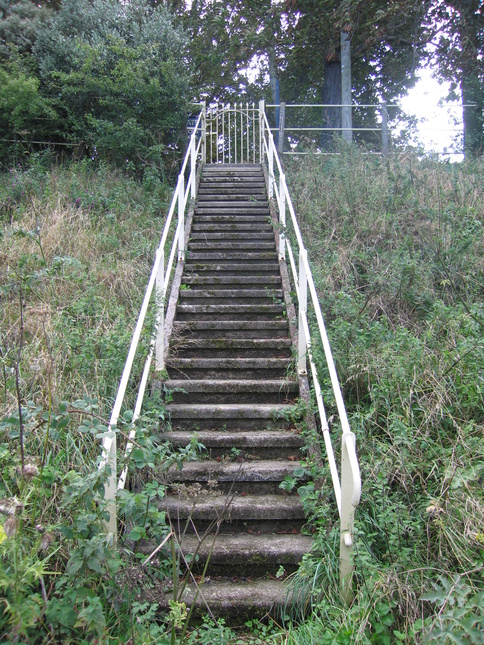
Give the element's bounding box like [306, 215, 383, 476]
[453, 0, 483, 157]
[268, 47, 280, 145]
[321, 54, 341, 150]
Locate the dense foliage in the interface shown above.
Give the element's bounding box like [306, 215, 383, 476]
[0, 0, 190, 174]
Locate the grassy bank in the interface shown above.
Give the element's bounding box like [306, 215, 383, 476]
[0, 150, 483, 643]
[279, 148, 484, 643]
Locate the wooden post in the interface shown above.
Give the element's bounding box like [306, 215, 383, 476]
[341, 30, 352, 143]
[278, 102, 286, 155]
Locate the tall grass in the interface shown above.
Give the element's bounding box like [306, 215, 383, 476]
[278, 147, 484, 643]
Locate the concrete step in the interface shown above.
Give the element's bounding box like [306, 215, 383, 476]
[175, 304, 285, 322]
[179, 290, 283, 306]
[166, 403, 300, 432]
[197, 193, 267, 201]
[195, 207, 270, 216]
[183, 263, 280, 275]
[198, 187, 266, 196]
[161, 493, 305, 525]
[163, 379, 297, 404]
[176, 533, 312, 576]
[154, 578, 294, 622]
[195, 201, 269, 210]
[165, 459, 305, 485]
[182, 275, 281, 287]
[162, 428, 303, 458]
[192, 214, 269, 224]
[186, 252, 278, 263]
[191, 223, 272, 233]
[189, 232, 274, 241]
[172, 320, 289, 339]
[188, 242, 275, 251]
[170, 338, 291, 359]
[166, 357, 292, 379]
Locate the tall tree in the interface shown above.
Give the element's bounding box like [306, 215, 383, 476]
[33, 0, 190, 173]
[430, 0, 484, 157]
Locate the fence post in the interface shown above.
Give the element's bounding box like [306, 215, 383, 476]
[278, 102, 286, 155]
[279, 173, 286, 261]
[340, 431, 359, 602]
[177, 176, 185, 261]
[297, 248, 308, 376]
[155, 248, 165, 371]
[381, 102, 389, 157]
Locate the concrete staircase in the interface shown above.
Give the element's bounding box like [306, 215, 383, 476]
[157, 164, 312, 620]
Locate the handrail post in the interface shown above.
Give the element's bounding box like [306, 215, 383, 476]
[190, 135, 196, 197]
[201, 101, 206, 164]
[103, 433, 117, 542]
[268, 135, 274, 198]
[177, 176, 185, 261]
[298, 248, 308, 375]
[259, 100, 264, 164]
[155, 248, 165, 371]
[279, 173, 286, 261]
[340, 431, 359, 603]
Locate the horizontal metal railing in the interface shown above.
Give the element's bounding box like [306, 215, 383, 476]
[259, 100, 362, 598]
[98, 106, 206, 539]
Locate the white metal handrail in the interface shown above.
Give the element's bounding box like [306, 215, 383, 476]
[259, 100, 361, 597]
[98, 99, 360, 597]
[98, 106, 206, 539]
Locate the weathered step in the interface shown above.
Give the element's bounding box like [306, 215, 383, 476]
[179, 290, 283, 306]
[170, 338, 291, 359]
[165, 459, 305, 484]
[195, 207, 270, 216]
[175, 304, 285, 322]
[166, 358, 291, 380]
[163, 379, 298, 404]
[191, 223, 272, 233]
[182, 275, 281, 287]
[192, 215, 269, 224]
[183, 263, 279, 275]
[172, 320, 289, 339]
[195, 200, 269, 209]
[197, 193, 267, 200]
[186, 253, 277, 263]
[189, 232, 274, 241]
[188, 242, 275, 251]
[198, 187, 266, 196]
[162, 428, 303, 458]
[161, 493, 305, 525]
[175, 533, 312, 576]
[154, 579, 293, 622]
[166, 403, 299, 430]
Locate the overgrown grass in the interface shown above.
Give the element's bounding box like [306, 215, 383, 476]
[0, 157, 188, 643]
[276, 147, 484, 643]
[1, 149, 483, 643]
